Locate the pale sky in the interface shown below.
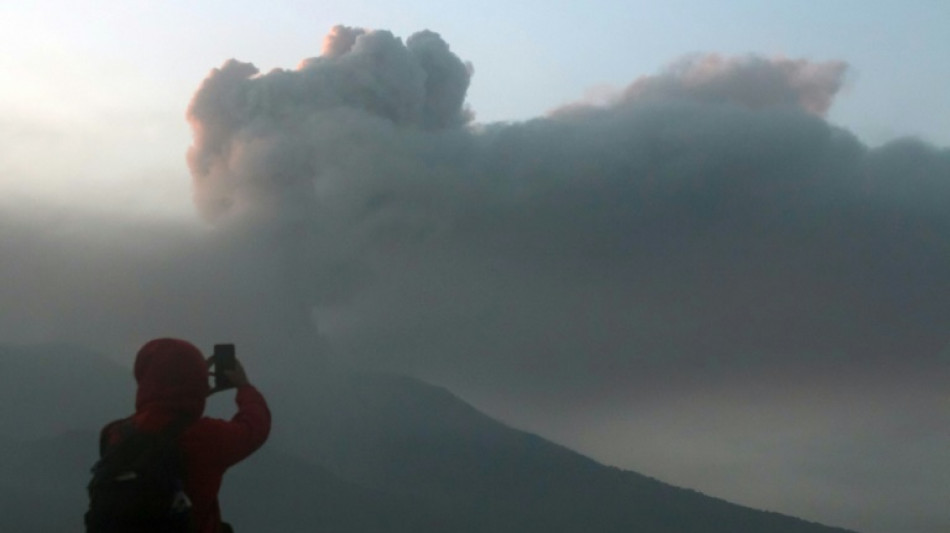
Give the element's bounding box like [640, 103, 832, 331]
[2, 1, 948, 215]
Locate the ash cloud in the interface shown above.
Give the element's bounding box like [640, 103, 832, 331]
[186, 26, 472, 222]
[618, 54, 848, 116]
[179, 30, 949, 532]
[184, 29, 949, 391]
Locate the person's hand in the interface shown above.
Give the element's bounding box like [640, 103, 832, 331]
[207, 356, 251, 395]
[223, 358, 250, 389]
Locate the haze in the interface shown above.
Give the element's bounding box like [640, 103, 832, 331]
[2, 3, 948, 533]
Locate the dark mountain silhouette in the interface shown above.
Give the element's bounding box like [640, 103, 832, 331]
[0, 344, 858, 532]
[269, 372, 858, 533]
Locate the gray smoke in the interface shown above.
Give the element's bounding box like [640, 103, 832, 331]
[186, 26, 472, 222]
[616, 54, 847, 116]
[179, 29, 949, 533]
[184, 27, 947, 385]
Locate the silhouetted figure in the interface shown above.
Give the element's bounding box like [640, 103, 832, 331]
[86, 338, 271, 533]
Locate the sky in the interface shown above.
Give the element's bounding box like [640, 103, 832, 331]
[2, 2, 949, 533]
[2, 0, 949, 216]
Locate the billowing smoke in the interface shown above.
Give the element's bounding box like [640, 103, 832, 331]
[613, 54, 848, 116]
[180, 29, 949, 532]
[186, 26, 472, 223]
[184, 26, 948, 392]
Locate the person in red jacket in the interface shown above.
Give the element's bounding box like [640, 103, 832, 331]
[99, 338, 271, 533]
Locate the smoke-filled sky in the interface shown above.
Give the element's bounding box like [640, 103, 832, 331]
[2, 3, 949, 533]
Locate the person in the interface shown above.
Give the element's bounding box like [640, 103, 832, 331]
[97, 338, 271, 533]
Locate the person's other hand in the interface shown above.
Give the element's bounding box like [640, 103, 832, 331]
[207, 356, 251, 394]
[223, 358, 250, 388]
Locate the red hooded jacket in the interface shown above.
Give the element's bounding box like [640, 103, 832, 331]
[101, 338, 271, 533]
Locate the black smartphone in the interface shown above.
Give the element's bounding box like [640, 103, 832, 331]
[213, 343, 236, 390]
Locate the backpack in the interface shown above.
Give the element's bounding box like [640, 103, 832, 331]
[85, 418, 194, 533]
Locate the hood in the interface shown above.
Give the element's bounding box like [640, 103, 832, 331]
[134, 338, 209, 423]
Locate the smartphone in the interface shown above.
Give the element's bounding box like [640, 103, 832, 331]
[213, 343, 236, 390]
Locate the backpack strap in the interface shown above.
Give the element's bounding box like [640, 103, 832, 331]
[98, 418, 133, 457]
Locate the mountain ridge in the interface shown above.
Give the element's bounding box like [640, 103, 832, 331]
[289, 371, 858, 533]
